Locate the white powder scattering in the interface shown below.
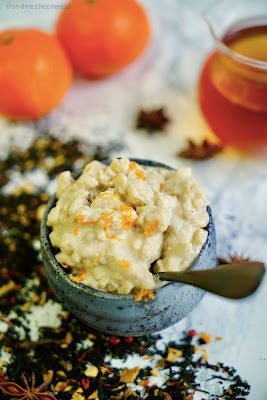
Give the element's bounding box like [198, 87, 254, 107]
[76, 338, 94, 351]
[0, 350, 12, 372]
[0, 311, 26, 341]
[105, 353, 161, 370]
[0, 321, 8, 334]
[24, 168, 49, 189]
[26, 300, 64, 342]
[106, 353, 169, 389]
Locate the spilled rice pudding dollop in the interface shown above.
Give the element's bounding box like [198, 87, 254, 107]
[47, 158, 209, 294]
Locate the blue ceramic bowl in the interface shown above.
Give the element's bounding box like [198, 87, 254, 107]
[40, 159, 216, 336]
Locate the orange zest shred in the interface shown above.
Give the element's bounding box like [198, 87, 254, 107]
[70, 266, 86, 283]
[61, 262, 69, 269]
[119, 205, 133, 212]
[76, 210, 115, 226]
[91, 253, 101, 266]
[134, 287, 155, 302]
[99, 192, 120, 200]
[76, 210, 121, 241]
[121, 214, 135, 232]
[159, 183, 163, 192]
[129, 161, 147, 181]
[102, 214, 123, 242]
[72, 227, 80, 236]
[120, 259, 130, 268]
[144, 219, 160, 236]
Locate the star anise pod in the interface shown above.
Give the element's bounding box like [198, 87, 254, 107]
[218, 255, 250, 264]
[0, 372, 56, 400]
[136, 107, 170, 133]
[178, 140, 223, 160]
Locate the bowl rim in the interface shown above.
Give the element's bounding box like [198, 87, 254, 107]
[41, 158, 214, 301]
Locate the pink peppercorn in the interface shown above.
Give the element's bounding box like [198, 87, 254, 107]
[109, 336, 121, 346]
[81, 378, 90, 389]
[188, 329, 197, 337]
[124, 336, 134, 344]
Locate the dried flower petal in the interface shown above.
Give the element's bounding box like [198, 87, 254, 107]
[84, 366, 99, 378]
[166, 348, 183, 362]
[120, 367, 140, 383]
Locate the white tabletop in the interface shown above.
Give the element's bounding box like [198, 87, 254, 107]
[0, 1, 266, 398]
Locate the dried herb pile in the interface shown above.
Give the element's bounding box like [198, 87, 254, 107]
[0, 133, 250, 399]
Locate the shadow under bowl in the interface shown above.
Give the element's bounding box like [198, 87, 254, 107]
[40, 159, 216, 336]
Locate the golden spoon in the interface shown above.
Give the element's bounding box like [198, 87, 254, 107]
[157, 261, 265, 299]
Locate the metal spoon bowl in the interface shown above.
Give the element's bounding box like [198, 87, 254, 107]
[157, 261, 265, 300]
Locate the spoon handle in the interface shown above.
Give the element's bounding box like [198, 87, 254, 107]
[158, 261, 265, 299]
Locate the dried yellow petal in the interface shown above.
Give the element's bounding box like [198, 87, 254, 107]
[88, 390, 99, 399]
[84, 366, 99, 378]
[71, 387, 85, 400]
[120, 367, 140, 383]
[0, 280, 15, 298]
[55, 381, 69, 392]
[43, 370, 54, 382]
[166, 347, 183, 362]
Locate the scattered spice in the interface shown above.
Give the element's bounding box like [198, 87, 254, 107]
[0, 373, 56, 400]
[144, 219, 160, 236]
[0, 135, 251, 400]
[136, 107, 170, 133]
[178, 139, 223, 160]
[159, 183, 163, 192]
[133, 287, 155, 302]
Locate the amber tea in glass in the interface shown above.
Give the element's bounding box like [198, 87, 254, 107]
[199, 17, 267, 148]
